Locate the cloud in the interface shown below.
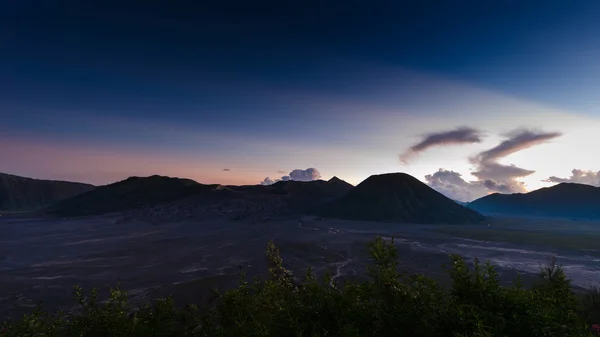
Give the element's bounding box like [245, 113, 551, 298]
[260, 168, 322, 185]
[424, 129, 562, 201]
[543, 169, 600, 186]
[424, 169, 487, 202]
[289, 168, 322, 181]
[400, 126, 483, 163]
[277, 170, 287, 174]
[223, 168, 231, 171]
[468, 129, 560, 194]
[260, 177, 277, 185]
[483, 179, 525, 194]
[472, 129, 561, 163]
[471, 162, 534, 182]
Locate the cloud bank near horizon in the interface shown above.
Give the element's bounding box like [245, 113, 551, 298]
[400, 126, 483, 163]
[419, 128, 562, 202]
[260, 168, 322, 185]
[543, 169, 600, 186]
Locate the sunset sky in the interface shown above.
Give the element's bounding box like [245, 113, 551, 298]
[2, 1, 600, 201]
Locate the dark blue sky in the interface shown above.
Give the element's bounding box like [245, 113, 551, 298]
[2, 1, 600, 188]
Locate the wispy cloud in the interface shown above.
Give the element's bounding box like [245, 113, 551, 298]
[543, 169, 600, 186]
[469, 129, 561, 194]
[472, 129, 561, 164]
[400, 127, 483, 163]
[424, 129, 562, 201]
[223, 168, 231, 171]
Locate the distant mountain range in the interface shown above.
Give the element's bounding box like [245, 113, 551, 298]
[44, 175, 355, 218]
[315, 173, 484, 224]
[12, 171, 598, 223]
[0, 173, 94, 212]
[0, 172, 484, 223]
[468, 182, 600, 219]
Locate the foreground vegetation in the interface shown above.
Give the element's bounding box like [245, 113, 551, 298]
[3, 237, 600, 336]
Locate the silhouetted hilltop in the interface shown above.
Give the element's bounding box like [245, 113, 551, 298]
[326, 176, 355, 196]
[45, 175, 214, 217]
[468, 182, 600, 219]
[0, 173, 94, 212]
[315, 172, 484, 224]
[114, 178, 354, 222]
[249, 178, 354, 212]
[267, 178, 352, 198]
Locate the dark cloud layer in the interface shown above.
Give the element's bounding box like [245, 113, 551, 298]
[424, 129, 562, 201]
[260, 168, 322, 185]
[223, 168, 231, 171]
[401, 127, 483, 163]
[543, 169, 600, 186]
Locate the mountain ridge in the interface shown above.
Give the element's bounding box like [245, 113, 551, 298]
[468, 182, 600, 219]
[43, 175, 355, 218]
[315, 172, 484, 224]
[45, 175, 215, 217]
[0, 173, 94, 212]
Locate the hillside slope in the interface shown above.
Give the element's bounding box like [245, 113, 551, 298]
[265, 176, 354, 212]
[0, 173, 94, 212]
[315, 172, 484, 224]
[45, 175, 214, 217]
[468, 183, 600, 219]
[115, 177, 354, 222]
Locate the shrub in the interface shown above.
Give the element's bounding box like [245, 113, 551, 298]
[1, 237, 596, 336]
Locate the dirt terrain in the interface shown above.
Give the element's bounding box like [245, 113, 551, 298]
[3, 212, 600, 320]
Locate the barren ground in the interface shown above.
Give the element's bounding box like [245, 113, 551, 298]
[2, 214, 599, 320]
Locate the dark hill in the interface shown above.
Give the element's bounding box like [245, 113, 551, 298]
[226, 177, 353, 199]
[234, 177, 354, 212]
[266, 177, 353, 198]
[119, 177, 354, 222]
[326, 176, 355, 197]
[45, 175, 215, 217]
[0, 173, 94, 212]
[468, 182, 600, 219]
[314, 172, 484, 224]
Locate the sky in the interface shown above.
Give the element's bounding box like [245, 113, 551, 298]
[1, 1, 600, 201]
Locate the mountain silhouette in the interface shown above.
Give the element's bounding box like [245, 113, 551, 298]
[267, 177, 352, 198]
[0, 173, 94, 212]
[468, 182, 600, 219]
[315, 172, 484, 224]
[45, 175, 215, 217]
[232, 177, 354, 213]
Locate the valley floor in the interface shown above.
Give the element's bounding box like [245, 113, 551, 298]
[1, 214, 599, 320]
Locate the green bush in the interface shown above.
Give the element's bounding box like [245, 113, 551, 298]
[2, 237, 598, 336]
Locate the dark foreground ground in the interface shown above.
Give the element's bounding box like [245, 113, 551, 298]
[1, 213, 600, 320]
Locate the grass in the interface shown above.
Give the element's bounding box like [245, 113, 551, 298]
[2, 237, 600, 336]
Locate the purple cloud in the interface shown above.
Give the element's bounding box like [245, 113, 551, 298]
[401, 126, 483, 163]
